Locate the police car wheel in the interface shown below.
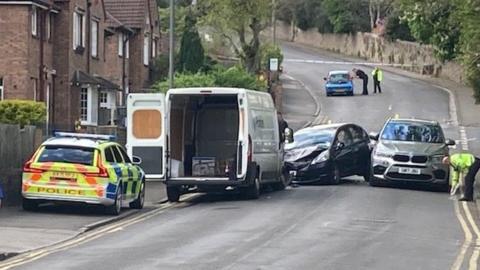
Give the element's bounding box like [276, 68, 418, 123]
[130, 181, 145, 209]
[106, 184, 122, 215]
[22, 198, 39, 212]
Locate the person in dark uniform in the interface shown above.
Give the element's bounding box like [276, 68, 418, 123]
[277, 111, 289, 143]
[353, 68, 369, 95]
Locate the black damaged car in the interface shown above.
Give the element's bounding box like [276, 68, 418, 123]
[284, 123, 372, 185]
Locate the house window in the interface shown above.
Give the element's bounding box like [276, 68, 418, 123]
[73, 11, 85, 49]
[118, 33, 129, 58]
[91, 20, 99, 57]
[80, 87, 98, 125]
[143, 35, 149, 66]
[99, 91, 108, 108]
[31, 6, 38, 36]
[0, 78, 4, 100]
[80, 88, 88, 121]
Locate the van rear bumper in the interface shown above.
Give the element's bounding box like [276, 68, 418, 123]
[166, 177, 249, 187]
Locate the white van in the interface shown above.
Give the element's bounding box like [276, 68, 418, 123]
[126, 88, 292, 202]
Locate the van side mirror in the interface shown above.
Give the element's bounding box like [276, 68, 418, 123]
[445, 139, 456, 146]
[369, 132, 379, 141]
[323, 77, 327, 81]
[132, 156, 142, 165]
[284, 128, 294, 143]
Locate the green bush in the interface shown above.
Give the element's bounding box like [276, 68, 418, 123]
[153, 66, 267, 93]
[0, 100, 46, 126]
[261, 44, 284, 71]
[154, 72, 216, 93]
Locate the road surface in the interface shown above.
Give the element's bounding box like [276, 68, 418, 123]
[4, 43, 479, 270]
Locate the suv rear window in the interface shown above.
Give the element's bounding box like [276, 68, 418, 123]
[37, 146, 95, 165]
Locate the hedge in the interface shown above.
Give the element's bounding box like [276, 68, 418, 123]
[153, 66, 267, 93]
[0, 100, 46, 126]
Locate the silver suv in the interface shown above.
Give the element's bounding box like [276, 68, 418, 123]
[369, 118, 455, 188]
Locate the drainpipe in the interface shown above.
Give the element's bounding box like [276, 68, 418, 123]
[39, 8, 45, 102]
[86, 0, 91, 73]
[122, 30, 132, 106]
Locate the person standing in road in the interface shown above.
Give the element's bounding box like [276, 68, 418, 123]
[372, 67, 383, 93]
[353, 68, 369, 95]
[277, 111, 289, 144]
[443, 153, 480, 201]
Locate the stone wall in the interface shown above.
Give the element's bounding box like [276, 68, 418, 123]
[274, 22, 465, 84]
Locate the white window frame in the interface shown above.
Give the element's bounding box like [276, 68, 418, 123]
[91, 19, 99, 57]
[73, 11, 85, 49]
[118, 33, 123, 56]
[80, 86, 98, 125]
[31, 6, 37, 36]
[46, 13, 52, 41]
[143, 35, 149, 66]
[99, 91, 109, 108]
[118, 33, 129, 58]
[0, 78, 4, 101]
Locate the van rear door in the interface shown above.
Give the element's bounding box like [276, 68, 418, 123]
[126, 93, 166, 180]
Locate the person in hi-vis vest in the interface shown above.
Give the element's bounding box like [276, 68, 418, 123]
[372, 67, 383, 94]
[443, 153, 480, 201]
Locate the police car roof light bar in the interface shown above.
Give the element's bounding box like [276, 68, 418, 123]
[54, 132, 116, 141]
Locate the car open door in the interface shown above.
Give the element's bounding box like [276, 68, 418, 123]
[126, 93, 166, 180]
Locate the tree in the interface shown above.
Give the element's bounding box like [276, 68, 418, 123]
[398, 0, 460, 60]
[198, 0, 272, 73]
[178, 14, 205, 73]
[368, 0, 394, 31]
[322, 0, 370, 33]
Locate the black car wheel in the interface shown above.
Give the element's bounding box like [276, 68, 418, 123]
[22, 198, 39, 212]
[272, 171, 291, 191]
[330, 165, 341, 185]
[362, 159, 372, 182]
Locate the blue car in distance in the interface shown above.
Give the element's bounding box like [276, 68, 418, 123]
[324, 70, 354, 96]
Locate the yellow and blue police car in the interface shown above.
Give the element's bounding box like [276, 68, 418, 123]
[22, 132, 145, 215]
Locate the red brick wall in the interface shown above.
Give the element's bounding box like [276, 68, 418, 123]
[104, 31, 129, 88]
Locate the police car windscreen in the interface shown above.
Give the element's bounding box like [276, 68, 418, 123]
[37, 146, 95, 166]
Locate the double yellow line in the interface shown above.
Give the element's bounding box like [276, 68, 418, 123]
[452, 201, 480, 270]
[0, 194, 198, 270]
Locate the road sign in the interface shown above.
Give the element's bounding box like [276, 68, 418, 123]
[269, 58, 279, 71]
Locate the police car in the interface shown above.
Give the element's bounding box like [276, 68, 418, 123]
[22, 132, 145, 215]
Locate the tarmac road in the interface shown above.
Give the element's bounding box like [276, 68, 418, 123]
[5, 43, 479, 270]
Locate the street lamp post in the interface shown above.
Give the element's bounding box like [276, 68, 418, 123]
[272, 0, 276, 45]
[168, 0, 175, 89]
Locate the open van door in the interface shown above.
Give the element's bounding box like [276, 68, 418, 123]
[126, 93, 166, 180]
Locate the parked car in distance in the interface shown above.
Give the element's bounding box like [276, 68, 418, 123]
[284, 123, 372, 185]
[22, 133, 146, 215]
[369, 118, 455, 189]
[324, 70, 354, 96]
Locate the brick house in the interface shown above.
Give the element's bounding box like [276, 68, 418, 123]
[104, 0, 161, 93]
[0, 0, 161, 131]
[0, 0, 58, 103]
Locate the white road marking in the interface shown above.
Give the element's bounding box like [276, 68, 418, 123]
[284, 59, 422, 67]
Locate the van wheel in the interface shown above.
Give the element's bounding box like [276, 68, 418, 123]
[167, 186, 181, 202]
[130, 181, 145, 209]
[22, 198, 39, 211]
[106, 184, 122, 215]
[244, 164, 260, 199]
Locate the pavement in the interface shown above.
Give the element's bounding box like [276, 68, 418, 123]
[0, 181, 167, 260]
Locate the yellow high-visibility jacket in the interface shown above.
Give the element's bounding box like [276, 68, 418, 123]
[372, 68, 383, 81]
[450, 153, 476, 186]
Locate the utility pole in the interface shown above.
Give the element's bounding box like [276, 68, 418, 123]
[272, 0, 276, 45]
[168, 0, 175, 89]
